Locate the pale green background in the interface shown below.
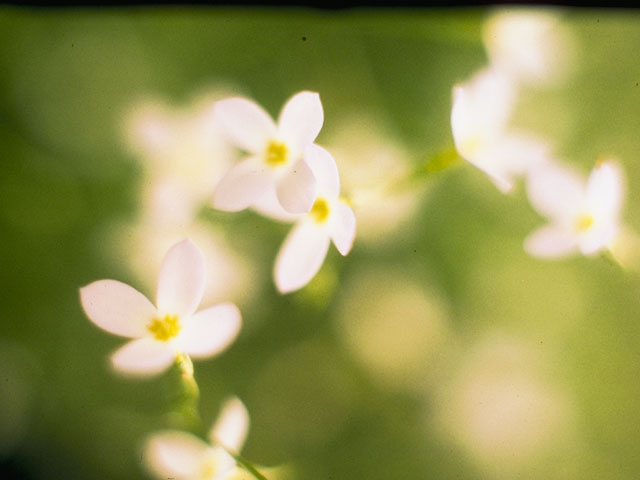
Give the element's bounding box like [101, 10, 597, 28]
[1, 7, 640, 480]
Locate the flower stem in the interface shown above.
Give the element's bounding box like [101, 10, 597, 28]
[169, 353, 203, 433]
[362, 145, 462, 204]
[342, 146, 463, 210]
[218, 445, 269, 480]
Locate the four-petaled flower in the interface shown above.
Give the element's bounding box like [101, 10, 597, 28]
[80, 238, 242, 376]
[213, 90, 324, 214]
[274, 144, 356, 294]
[451, 67, 551, 193]
[145, 396, 251, 480]
[524, 159, 625, 258]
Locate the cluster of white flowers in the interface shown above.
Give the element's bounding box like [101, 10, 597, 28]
[452, 10, 626, 260]
[120, 93, 253, 307]
[76, 11, 633, 480]
[81, 238, 253, 479]
[212, 91, 356, 293]
[80, 90, 357, 479]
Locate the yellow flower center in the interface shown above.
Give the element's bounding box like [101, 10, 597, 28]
[198, 453, 225, 480]
[265, 140, 289, 167]
[147, 314, 181, 342]
[199, 458, 216, 480]
[310, 197, 331, 224]
[575, 213, 595, 232]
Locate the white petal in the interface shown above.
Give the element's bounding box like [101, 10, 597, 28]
[490, 132, 552, 176]
[209, 396, 250, 453]
[451, 67, 515, 159]
[579, 222, 618, 256]
[156, 239, 206, 318]
[330, 201, 356, 256]
[79, 280, 155, 338]
[213, 157, 273, 212]
[277, 91, 324, 158]
[469, 133, 552, 194]
[178, 303, 242, 359]
[525, 161, 585, 223]
[252, 185, 302, 223]
[110, 338, 176, 376]
[274, 221, 331, 294]
[214, 97, 277, 153]
[523, 225, 578, 259]
[585, 159, 624, 220]
[469, 148, 516, 194]
[144, 430, 209, 479]
[304, 144, 340, 198]
[483, 10, 572, 85]
[275, 158, 317, 214]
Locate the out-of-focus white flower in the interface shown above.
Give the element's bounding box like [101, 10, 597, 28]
[112, 220, 255, 307]
[433, 335, 573, 475]
[335, 266, 449, 390]
[120, 93, 255, 307]
[273, 144, 356, 294]
[524, 159, 625, 258]
[213, 91, 324, 214]
[80, 239, 242, 377]
[326, 113, 421, 245]
[483, 9, 575, 87]
[451, 67, 552, 193]
[124, 93, 237, 228]
[145, 396, 250, 480]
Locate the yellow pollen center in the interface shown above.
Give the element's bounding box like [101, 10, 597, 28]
[147, 314, 181, 342]
[310, 197, 331, 224]
[575, 214, 595, 232]
[265, 140, 289, 166]
[200, 459, 216, 480]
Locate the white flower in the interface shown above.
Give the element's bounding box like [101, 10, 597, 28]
[325, 112, 421, 246]
[524, 159, 625, 258]
[273, 144, 356, 294]
[124, 93, 237, 228]
[451, 67, 551, 193]
[79, 239, 242, 376]
[483, 9, 574, 87]
[213, 91, 324, 214]
[111, 220, 255, 307]
[145, 396, 250, 480]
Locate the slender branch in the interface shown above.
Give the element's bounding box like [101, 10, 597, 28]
[343, 145, 464, 209]
[168, 353, 203, 433]
[217, 444, 269, 480]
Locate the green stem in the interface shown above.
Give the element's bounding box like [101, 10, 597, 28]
[168, 353, 203, 433]
[599, 248, 620, 267]
[218, 444, 269, 480]
[343, 145, 463, 208]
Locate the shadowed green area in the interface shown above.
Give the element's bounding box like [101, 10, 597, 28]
[1, 6, 640, 480]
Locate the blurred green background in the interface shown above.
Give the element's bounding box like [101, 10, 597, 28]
[1, 6, 640, 480]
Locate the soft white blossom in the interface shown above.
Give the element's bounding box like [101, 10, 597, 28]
[120, 94, 254, 307]
[213, 91, 324, 214]
[326, 113, 421, 245]
[524, 159, 625, 258]
[483, 9, 575, 87]
[451, 67, 551, 193]
[145, 397, 250, 480]
[273, 144, 356, 294]
[80, 239, 241, 376]
[124, 93, 237, 228]
[111, 219, 254, 308]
